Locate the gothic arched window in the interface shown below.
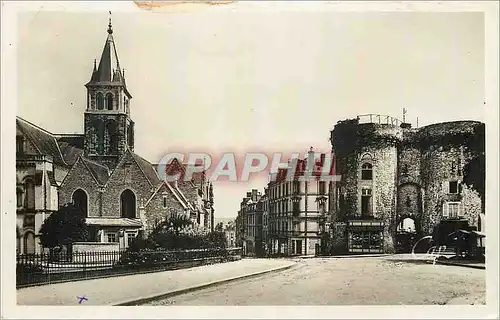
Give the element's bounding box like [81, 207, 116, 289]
[106, 93, 113, 110]
[105, 120, 118, 154]
[96, 93, 104, 110]
[361, 163, 373, 180]
[72, 189, 88, 217]
[90, 119, 105, 155]
[120, 189, 136, 219]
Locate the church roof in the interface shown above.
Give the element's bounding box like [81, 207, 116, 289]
[158, 158, 204, 186]
[16, 117, 68, 166]
[81, 157, 110, 185]
[131, 152, 161, 186]
[55, 134, 84, 166]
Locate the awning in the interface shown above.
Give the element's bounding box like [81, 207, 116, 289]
[85, 218, 143, 228]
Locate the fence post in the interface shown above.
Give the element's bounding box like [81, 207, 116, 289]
[83, 251, 87, 279]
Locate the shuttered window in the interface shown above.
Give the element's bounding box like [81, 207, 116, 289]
[442, 203, 449, 218]
[443, 202, 461, 219]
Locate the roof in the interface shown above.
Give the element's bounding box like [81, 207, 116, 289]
[269, 153, 335, 184]
[55, 134, 84, 166]
[131, 152, 161, 186]
[86, 217, 142, 227]
[164, 181, 188, 210]
[160, 158, 203, 186]
[16, 117, 67, 166]
[81, 157, 110, 185]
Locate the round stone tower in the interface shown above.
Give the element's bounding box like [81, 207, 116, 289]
[415, 121, 484, 241]
[330, 115, 403, 254]
[330, 117, 485, 254]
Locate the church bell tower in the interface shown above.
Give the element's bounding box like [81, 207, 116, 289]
[84, 17, 134, 169]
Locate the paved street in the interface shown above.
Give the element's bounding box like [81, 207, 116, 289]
[144, 257, 485, 306]
[17, 259, 294, 305]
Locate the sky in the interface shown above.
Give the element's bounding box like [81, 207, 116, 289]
[16, 4, 485, 219]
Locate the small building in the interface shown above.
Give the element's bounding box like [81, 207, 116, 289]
[223, 221, 237, 248]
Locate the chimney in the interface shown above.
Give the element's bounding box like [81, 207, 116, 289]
[320, 153, 325, 165]
[307, 146, 315, 172]
[251, 189, 258, 201]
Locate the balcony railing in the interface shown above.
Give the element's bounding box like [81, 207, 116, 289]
[357, 114, 402, 126]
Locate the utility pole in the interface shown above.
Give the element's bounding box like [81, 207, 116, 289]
[416, 117, 419, 128]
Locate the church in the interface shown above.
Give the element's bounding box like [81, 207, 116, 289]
[16, 19, 215, 254]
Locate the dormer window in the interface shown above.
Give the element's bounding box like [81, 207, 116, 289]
[361, 163, 373, 180]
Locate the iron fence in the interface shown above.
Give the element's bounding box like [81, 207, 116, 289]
[17, 247, 243, 288]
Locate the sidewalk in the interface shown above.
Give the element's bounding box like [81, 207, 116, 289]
[17, 259, 295, 306]
[382, 254, 486, 269]
[436, 259, 485, 270]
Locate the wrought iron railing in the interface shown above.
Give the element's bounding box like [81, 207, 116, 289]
[16, 247, 242, 288]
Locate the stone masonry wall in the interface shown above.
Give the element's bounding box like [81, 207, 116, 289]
[370, 145, 398, 253]
[101, 152, 154, 218]
[331, 119, 485, 253]
[59, 158, 102, 217]
[144, 185, 186, 234]
[420, 146, 481, 234]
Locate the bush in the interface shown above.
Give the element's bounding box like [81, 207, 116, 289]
[16, 263, 44, 274]
[38, 203, 89, 249]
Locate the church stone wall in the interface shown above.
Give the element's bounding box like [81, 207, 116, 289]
[143, 187, 186, 235]
[101, 152, 154, 218]
[59, 158, 101, 217]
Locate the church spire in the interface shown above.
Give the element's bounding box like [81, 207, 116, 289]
[86, 14, 124, 85]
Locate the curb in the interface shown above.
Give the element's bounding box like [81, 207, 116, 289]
[113, 262, 296, 306]
[314, 254, 392, 259]
[436, 260, 485, 270]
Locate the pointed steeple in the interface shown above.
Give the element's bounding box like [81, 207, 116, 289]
[87, 16, 124, 85]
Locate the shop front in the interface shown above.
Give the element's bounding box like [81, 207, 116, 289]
[347, 220, 384, 254]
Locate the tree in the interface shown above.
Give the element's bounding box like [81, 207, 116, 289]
[38, 203, 90, 249]
[205, 230, 227, 249]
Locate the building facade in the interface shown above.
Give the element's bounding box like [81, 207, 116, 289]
[329, 114, 485, 254]
[267, 148, 331, 256]
[16, 20, 214, 254]
[237, 189, 265, 256]
[223, 221, 237, 248]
